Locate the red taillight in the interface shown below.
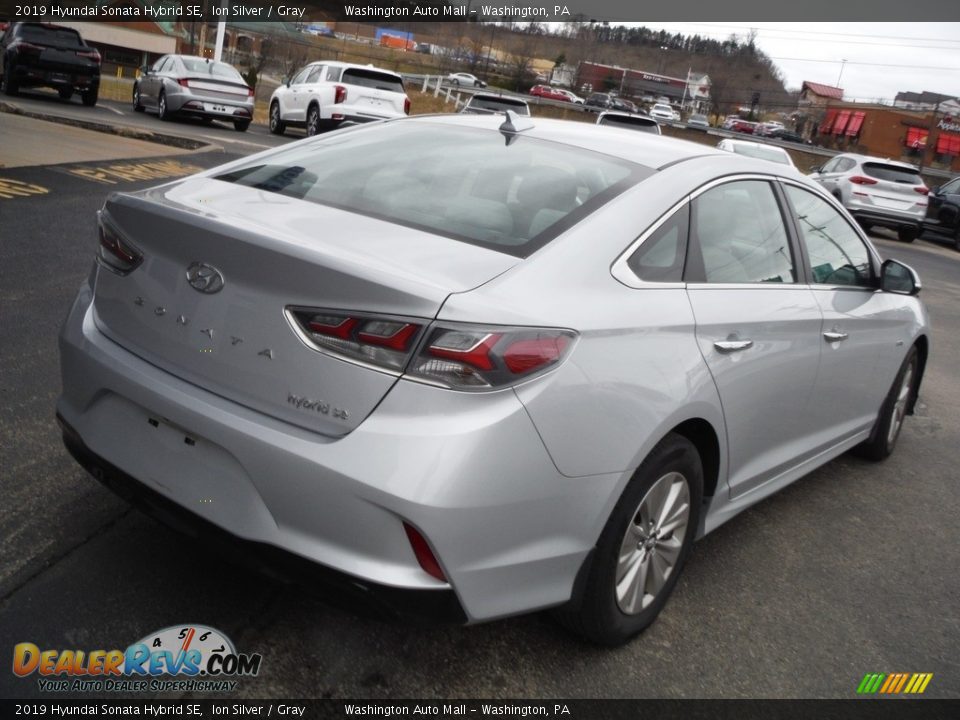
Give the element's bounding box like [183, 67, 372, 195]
[849, 176, 878, 185]
[11, 40, 41, 54]
[410, 324, 578, 390]
[403, 97, 411, 115]
[247, 87, 255, 98]
[96, 212, 142, 275]
[334, 85, 346, 104]
[178, 78, 191, 88]
[403, 523, 446, 582]
[76, 49, 100, 62]
[914, 186, 929, 195]
[289, 309, 422, 371]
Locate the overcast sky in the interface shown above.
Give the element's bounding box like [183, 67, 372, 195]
[629, 22, 960, 103]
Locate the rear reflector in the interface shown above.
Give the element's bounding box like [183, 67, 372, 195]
[96, 212, 142, 275]
[403, 523, 446, 582]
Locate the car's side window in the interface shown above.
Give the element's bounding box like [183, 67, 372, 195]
[306, 65, 324, 84]
[152, 57, 168, 73]
[627, 204, 689, 282]
[784, 185, 873, 287]
[837, 157, 857, 172]
[941, 178, 960, 195]
[820, 158, 839, 173]
[290, 67, 311, 85]
[325, 66, 342, 81]
[688, 181, 795, 284]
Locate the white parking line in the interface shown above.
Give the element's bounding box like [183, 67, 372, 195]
[195, 133, 272, 149]
[100, 105, 125, 116]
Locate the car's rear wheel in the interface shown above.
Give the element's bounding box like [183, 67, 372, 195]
[555, 433, 702, 645]
[855, 347, 918, 462]
[2, 64, 19, 96]
[306, 104, 320, 136]
[269, 101, 286, 135]
[58, 87, 72, 100]
[898, 227, 918, 243]
[132, 86, 144, 112]
[157, 90, 169, 120]
[80, 86, 98, 107]
[953, 224, 960, 252]
[233, 119, 250, 132]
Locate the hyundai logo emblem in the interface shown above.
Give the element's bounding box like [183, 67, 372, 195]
[186, 262, 225, 294]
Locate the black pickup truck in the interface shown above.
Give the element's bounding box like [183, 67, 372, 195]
[1, 22, 101, 105]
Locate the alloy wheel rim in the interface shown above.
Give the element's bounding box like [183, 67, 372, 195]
[615, 471, 690, 615]
[887, 362, 915, 446]
[308, 110, 317, 135]
[159, 95, 165, 115]
[270, 105, 278, 129]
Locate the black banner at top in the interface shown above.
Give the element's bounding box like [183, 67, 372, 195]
[1, 0, 960, 23]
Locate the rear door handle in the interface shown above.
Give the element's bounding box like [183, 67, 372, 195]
[714, 339, 753, 353]
[823, 331, 849, 342]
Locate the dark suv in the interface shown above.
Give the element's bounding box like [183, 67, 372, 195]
[1, 22, 101, 105]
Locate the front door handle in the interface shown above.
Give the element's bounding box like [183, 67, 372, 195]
[823, 331, 849, 342]
[714, 339, 753, 353]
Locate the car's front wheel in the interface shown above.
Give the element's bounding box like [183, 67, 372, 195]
[556, 433, 702, 645]
[2, 63, 19, 96]
[855, 346, 919, 461]
[132, 85, 144, 112]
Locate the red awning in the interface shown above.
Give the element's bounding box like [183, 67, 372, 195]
[936, 133, 960, 155]
[819, 110, 838, 134]
[845, 111, 866, 137]
[905, 127, 928, 149]
[832, 110, 852, 135]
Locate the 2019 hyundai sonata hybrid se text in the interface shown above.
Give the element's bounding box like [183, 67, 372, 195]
[58, 114, 929, 645]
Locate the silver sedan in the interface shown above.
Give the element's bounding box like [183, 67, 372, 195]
[133, 54, 254, 132]
[58, 114, 928, 645]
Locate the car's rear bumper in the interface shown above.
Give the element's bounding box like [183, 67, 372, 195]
[847, 207, 923, 231]
[58, 279, 609, 622]
[13, 63, 98, 89]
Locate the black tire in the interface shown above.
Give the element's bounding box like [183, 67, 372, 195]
[157, 90, 170, 120]
[268, 101, 286, 135]
[854, 347, 919, 462]
[80, 86, 98, 107]
[555, 433, 703, 646]
[2, 64, 19, 96]
[132, 85, 144, 112]
[306, 104, 320, 137]
[953, 224, 960, 252]
[233, 119, 250, 132]
[58, 87, 73, 100]
[898, 226, 918, 243]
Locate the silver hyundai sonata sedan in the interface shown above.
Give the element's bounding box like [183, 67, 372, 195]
[58, 114, 929, 645]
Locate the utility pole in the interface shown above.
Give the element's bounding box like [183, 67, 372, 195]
[918, 106, 939, 174]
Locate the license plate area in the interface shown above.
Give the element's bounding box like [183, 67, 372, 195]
[203, 103, 231, 114]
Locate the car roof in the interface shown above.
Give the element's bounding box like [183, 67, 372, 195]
[401, 114, 722, 169]
[721, 139, 787, 152]
[833, 153, 918, 170]
[304, 60, 401, 76]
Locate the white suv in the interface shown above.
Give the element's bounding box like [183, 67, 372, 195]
[269, 61, 410, 136]
[648, 103, 675, 122]
[809, 154, 928, 242]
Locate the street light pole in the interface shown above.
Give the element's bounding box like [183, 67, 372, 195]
[836, 59, 847, 89]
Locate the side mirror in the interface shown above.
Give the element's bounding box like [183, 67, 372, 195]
[810, 165, 822, 173]
[284, 77, 291, 87]
[880, 258, 921, 296]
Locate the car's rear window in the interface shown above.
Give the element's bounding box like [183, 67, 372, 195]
[19, 24, 83, 46]
[214, 122, 649, 257]
[181, 58, 243, 82]
[599, 115, 660, 134]
[729, 144, 791, 165]
[467, 96, 530, 115]
[862, 162, 922, 184]
[341, 68, 404, 93]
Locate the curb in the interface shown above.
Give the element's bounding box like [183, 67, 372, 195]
[0, 101, 214, 151]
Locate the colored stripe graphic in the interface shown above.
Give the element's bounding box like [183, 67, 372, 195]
[858, 673, 933, 694]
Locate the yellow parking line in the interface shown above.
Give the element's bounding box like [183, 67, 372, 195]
[0, 178, 49, 200]
[65, 159, 204, 185]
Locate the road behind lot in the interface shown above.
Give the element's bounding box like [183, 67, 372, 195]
[0, 126, 958, 700]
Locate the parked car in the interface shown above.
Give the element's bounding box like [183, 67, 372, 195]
[686, 113, 710, 130]
[717, 138, 796, 168]
[0, 22, 100, 105]
[556, 89, 584, 104]
[135, 55, 254, 131]
[612, 97, 639, 114]
[920, 176, 960, 250]
[809, 154, 928, 242]
[460, 92, 530, 116]
[447, 72, 486, 88]
[755, 121, 785, 136]
[766, 128, 809, 144]
[58, 114, 928, 646]
[584, 92, 615, 111]
[648, 103, 676, 122]
[728, 119, 759, 134]
[596, 111, 661, 134]
[268, 61, 409, 136]
[529, 85, 571, 102]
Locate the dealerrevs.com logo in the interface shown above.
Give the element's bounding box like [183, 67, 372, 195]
[12, 624, 262, 693]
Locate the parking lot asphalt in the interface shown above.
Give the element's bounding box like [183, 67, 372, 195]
[0, 131, 958, 701]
